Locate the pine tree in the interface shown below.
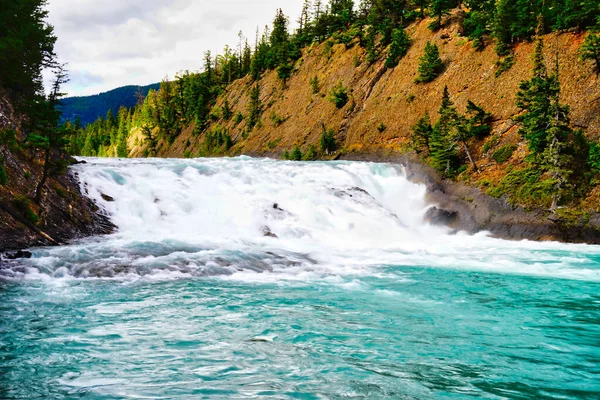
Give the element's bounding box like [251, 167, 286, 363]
[411, 112, 433, 153]
[429, 0, 454, 30]
[516, 17, 554, 155]
[427, 86, 477, 175]
[290, 145, 303, 160]
[33, 64, 69, 203]
[415, 41, 444, 83]
[116, 106, 129, 158]
[385, 28, 411, 69]
[247, 84, 262, 129]
[580, 31, 600, 74]
[516, 16, 581, 209]
[320, 123, 337, 154]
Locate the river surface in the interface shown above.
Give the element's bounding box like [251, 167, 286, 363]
[1, 157, 599, 399]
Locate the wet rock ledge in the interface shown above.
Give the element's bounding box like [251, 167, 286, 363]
[342, 152, 600, 245]
[0, 160, 114, 253]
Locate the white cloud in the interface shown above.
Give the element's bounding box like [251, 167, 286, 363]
[45, 0, 303, 96]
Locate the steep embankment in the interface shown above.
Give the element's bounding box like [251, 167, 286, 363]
[0, 95, 113, 253]
[127, 15, 600, 243]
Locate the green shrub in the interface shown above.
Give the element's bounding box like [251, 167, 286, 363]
[270, 112, 287, 126]
[204, 125, 233, 152]
[323, 40, 334, 59]
[0, 129, 17, 148]
[589, 140, 600, 173]
[579, 32, 600, 74]
[209, 106, 221, 121]
[482, 135, 499, 154]
[0, 156, 7, 186]
[329, 82, 349, 109]
[407, 94, 416, 103]
[411, 112, 432, 153]
[303, 145, 318, 161]
[320, 127, 337, 154]
[487, 167, 556, 208]
[492, 144, 517, 164]
[13, 195, 38, 224]
[377, 122, 387, 133]
[310, 76, 319, 94]
[495, 55, 516, 77]
[267, 137, 281, 149]
[247, 84, 262, 129]
[233, 112, 244, 125]
[290, 145, 303, 161]
[222, 99, 232, 120]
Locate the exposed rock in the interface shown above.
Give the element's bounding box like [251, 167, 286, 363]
[101, 193, 115, 202]
[339, 152, 600, 245]
[6, 250, 32, 259]
[261, 226, 278, 238]
[424, 207, 458, 227]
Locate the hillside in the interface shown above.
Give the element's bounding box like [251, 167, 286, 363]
[59, 83, 159, 126]
[148, 21, 599, 158]
[68, 5, 600, 242]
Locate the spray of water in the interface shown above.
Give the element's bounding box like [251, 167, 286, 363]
[2, 157, 599, 282]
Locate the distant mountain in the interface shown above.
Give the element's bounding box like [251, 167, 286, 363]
[59, 83, 160, 126]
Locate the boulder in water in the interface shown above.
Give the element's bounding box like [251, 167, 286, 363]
[101, 193, 115, 202]
[6, 250, 33, 260]
[424, 207, 458, 227]
[262, 226, 278, 238]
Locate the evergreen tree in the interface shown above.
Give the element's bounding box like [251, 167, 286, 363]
[411, 112, 433, 153]
[415, 41, 444, 83]
[247, 84, 262, 129]
[32, 64, 69, 203]
[290, 145, 303, 160]
[516, 18, 554, 155]
[516, 16, 582, 209]
[580, 30, 600, 74]
[0, 0, 57, 113]
[320, 123, 337, 154]
[385, 28, 411, 69]
[429, 0, 454, 30]
[115, 108, 129, 157]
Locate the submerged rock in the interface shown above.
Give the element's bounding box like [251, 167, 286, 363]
[6, 250, 33, 260]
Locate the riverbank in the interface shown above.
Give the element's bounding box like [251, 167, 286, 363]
[0, 155, 114, 253]
[339, 151, 600, 245]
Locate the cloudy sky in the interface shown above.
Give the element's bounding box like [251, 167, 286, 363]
[46, 0, 303, 97]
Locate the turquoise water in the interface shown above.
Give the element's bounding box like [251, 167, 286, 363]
[1, 266, 599, 399]
[1, 158, 599, 399]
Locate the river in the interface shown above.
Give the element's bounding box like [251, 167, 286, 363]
[1, 157, 599, 399]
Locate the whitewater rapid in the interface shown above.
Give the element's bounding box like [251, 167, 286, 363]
[2, 157, 600, 282]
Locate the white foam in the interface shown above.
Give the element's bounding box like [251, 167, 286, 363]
[4, 156, 599, 283]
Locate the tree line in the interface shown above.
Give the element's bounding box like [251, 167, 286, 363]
[1, 0, 72, 204]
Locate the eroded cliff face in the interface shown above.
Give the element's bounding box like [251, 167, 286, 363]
[0, 95, 113, 253]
